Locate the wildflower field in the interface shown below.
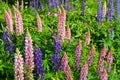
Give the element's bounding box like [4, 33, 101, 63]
[0, 0, 120, 80]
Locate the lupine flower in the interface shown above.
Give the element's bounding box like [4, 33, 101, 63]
[8, 38, 15, 54]
[100, 69, 108, 80]
[81, 0, 85, 16]
[74, 39, 82, 71]
[65, 0, 70, 10]
[60, 52, 68, 71]
[2, 30, 15, 56]
[47, 0, 51, 10]
[87, 45, 95, 66]
[85, 31, 90, 46]
[7, 8, 12, 19]
[4, 10, 13, 33]
[21, 0, 24, 10]
[52, 33, 62, 54]
[116, 0, 119, 20]
[64, 64, 73, 80]
[56, 0, 59, 8]
[106, 48, 113, 72]
[14, 48, 24, 80]
[97, 0, 102, 22]
[2, 31, 10, 53]
[97, 45, 106, 75]
[36, 13, 42, 32]
[79, 61, 88, 80]
[24, 30, 34, 80]
[102, 1, 107, 18]
[30, 1, 34, 7]
[52, 0, 57, 8]
[51, 53, 61, 72]
[107, 0, 114, 21]
[14, 6, 23, 36]
[34, 0, 39, 10]
[65, 27, 71, 41]
[51, 34, 61, 72]
[57, 7, 66, 42]
[34, 45, 44, 79]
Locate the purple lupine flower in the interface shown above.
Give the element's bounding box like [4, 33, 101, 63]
[60, 52, 68, 71]
[79, 61, 88, 80]
[52, 34, 62, 54]
[107, 0, 114, 21]
[100, 69, 108, 80]
[2, 31, 10, 53]
[14, 48, 24, 80]
[52, 0, 56, 8]
[87, 45, 95, 66]
[51, 53, 61, 72]
[8, 38, 15, 54]
[35, 0, 39, 10]
[51, 34, 61, 72]
[106, 48, 113, 72]
[97, 45, 106, 75]
[34, 45, 44, 79]
[24, 30, 34, 80]
[64, 64, 73, 80]
[97, 0, 102, 22]
[47, 0, 51, 10]
[81, 0, 85, 16]
[74, 39, 82, 71]
[65, 0, 70, 10]
[30, 1, 34, 7]
[2, 30, 15, 56]
[116, 0, 119, 20]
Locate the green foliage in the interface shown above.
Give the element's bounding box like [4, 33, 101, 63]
[0, 1, 120, 80]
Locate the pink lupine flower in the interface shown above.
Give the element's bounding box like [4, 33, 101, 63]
[64, 64, 73, 80]
[4, 9, 13, 33]
[79, 61, 88, 80]
[57, 7, 66, 42]
[74, 39, 82, 71]
[100, 69, 108, 80]
[99, 45, 106, 57]
[7, 8, 12, 20]
[97, 45, 106, 75]
[14, 6, 23, 36]
[106, 48, 113, 72]
[85, 31, 90, 46]
[14, 48, 24, 80]
[65, 27, 71, 41]
[87, 45, 95, 66]
[36, 13, 42, 32]
[24, 30, 34, 80]
[60, 52, 68, 71]
[102, 1, 107, 18]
